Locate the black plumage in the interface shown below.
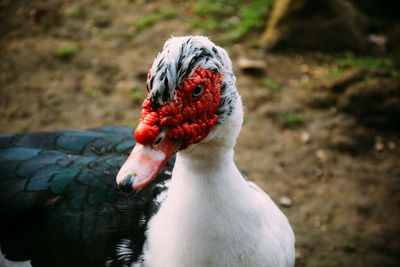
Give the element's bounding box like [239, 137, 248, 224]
[0, 126, 174, 267]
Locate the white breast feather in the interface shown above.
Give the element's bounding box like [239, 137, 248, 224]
[140, 101, 295, 267]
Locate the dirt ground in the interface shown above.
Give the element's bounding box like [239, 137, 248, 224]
[1, 0, 399, 266]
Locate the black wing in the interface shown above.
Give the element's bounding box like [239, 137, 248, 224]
[0, 126, 173, 267]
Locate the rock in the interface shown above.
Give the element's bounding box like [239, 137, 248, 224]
[307, 69, 400, 133]
[337, 76, 400, 131]
[305, 90, 337, 109]
[325, 115, 373, 153]
[315, 150, 327, 162]
[279, 196, 293, 207]
[304, 69, 371, 108]
[295, 250, 302, 260]
[327, 69, 371, 93]
[300, 131, 310, 143]
[329, 133, 360, 152]
[388, 141, 396, 150]
[260, 0, 369, 52]
[299, 64, 310, 73]
[237, 57, 266, 76]
[315, 168, 323, 178]
[93, 16, 111, 28]
[368, 34, 387, 54]
[374, 140, 384, 151]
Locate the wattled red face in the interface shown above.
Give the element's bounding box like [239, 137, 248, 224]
[135, 68, 223, 149]
[116, 68, 223, 193]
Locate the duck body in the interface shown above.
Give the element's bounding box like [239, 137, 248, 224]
[1, 36, 295, 267]
[143, 98, 294, 267]
[0, 126, 173, 267]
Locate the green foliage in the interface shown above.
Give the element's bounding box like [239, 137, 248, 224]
[391, 68, 399, 78]
[321, 67, 346, 79]
[316, 52, 397, 81]
[65, 7, 86, 19]
[342, 243, 357, 252]
[40, 20, 54, 30]
[235, 0, 272, 38]
[194, 0, 234, 16]
[298, 80, 310, 88]
[51, 96, 63, 106]
[284, 112, 305, 127]
[130, 91, 143, 103]
[319, 52, 395, 70]
[56, 42, 77, 61]
[263, 78, 281, 91]
[133, 8, 178, 31]
[191, 0, 274, 42]
[84, 87, 101, 98]
[99, 1, 110, 10]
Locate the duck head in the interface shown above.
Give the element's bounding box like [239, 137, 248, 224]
[116, 36, 241, 194]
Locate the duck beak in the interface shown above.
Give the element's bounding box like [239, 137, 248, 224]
[116, 133, 181, 194]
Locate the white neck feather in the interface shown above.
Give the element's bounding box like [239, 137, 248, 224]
[141, 94, 295, 267]
[167, 95, 244, 198]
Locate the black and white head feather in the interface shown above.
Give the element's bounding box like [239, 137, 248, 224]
[147, 36, 238, 124]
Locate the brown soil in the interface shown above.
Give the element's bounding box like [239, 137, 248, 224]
[1, 1, 399, 266]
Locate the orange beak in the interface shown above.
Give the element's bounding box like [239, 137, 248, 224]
[116, 131, 181, 194]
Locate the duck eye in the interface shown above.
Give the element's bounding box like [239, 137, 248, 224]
[192, 84, 204, 98]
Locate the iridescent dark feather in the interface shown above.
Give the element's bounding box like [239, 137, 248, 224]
[0, 126, 173, 267]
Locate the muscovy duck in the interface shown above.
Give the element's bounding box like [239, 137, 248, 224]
[0, 36, 295, 267]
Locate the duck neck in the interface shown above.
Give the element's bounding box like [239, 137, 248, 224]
[170, 142, 241, 195]
[170, 95, 244, 193]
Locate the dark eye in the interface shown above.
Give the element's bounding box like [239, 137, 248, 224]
[192, 84, 204, 98]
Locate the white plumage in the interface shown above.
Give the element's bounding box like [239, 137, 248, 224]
[138, 37, 295, 266]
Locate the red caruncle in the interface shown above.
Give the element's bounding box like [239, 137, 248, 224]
[134, 68, 223, 150]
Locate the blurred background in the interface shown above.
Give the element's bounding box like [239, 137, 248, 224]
[1, 0, 399, 266]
